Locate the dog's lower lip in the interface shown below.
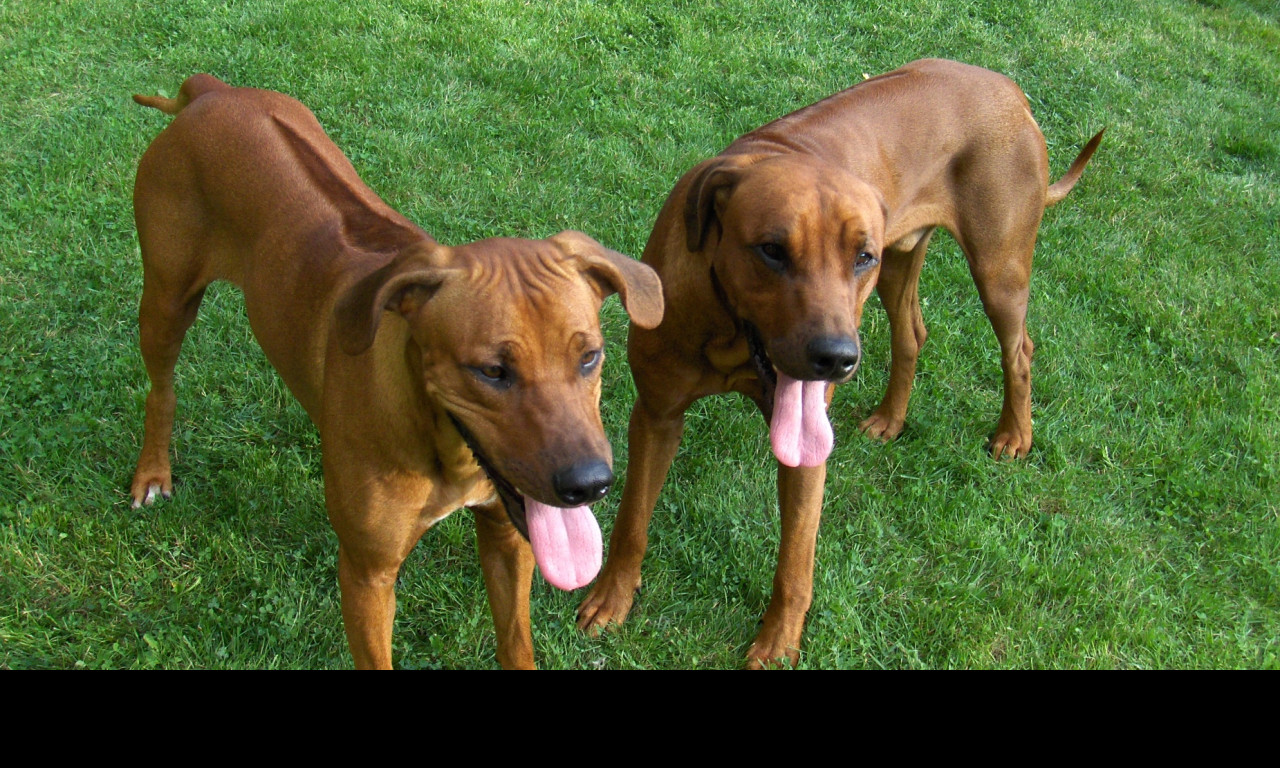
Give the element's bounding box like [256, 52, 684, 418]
[447, 413, 530, 539]
[744, 322, 778, 419]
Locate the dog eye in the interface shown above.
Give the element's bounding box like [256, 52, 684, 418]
[752, 243, 787, 272]
[579, 349, 602, 374]
[855, 251, 879, 270]
[472, 364, 513, 389]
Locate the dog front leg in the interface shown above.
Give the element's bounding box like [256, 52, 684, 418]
[577, 399, 686, 633]
[472, 499, 536, 670]
[861, 232, 932, 442]
[336, 542, 404, 669]
[746, 461, 826, 669]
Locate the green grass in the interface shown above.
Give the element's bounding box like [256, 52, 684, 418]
[1, 0, 1276, 668]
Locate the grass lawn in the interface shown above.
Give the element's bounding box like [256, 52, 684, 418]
[1, 0, 1276, 668]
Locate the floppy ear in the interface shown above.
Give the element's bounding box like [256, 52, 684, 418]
[273, 114, 424, 254]
[682, 154, 758, 252]
[551, 231, 665, 330]
[333, 241, 456, 355]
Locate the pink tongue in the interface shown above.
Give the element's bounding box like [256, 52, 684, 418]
[524, 497, 603, 591]
[769, 371, 834, 467]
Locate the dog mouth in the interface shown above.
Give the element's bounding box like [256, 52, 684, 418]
[448, 413, 529, 535]
[742, 322, 835, 468]
[745, 323, 779, 420]
[447, 413, 603, 591]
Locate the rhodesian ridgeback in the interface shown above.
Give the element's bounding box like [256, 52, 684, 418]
[577, 59, 1102, 667]
[129, 75, 663, 669]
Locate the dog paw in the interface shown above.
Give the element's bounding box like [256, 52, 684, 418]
[130, 475, 172, 508]
[744, 637, 801, 670]
[576, 575, 639, 635]
[745, 607, 805, 668]
[858, 411, 904, 442]
[988, 431, 1032, 460]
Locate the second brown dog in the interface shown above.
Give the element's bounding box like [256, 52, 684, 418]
[578, 59, 1102, 667]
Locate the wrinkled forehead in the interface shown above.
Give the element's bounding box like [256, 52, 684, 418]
[431, 240, 604, 349]
[729, 157, 882, 238]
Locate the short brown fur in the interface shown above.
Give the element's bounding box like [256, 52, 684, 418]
[129, 75, 662, 669]
[577, 59, 1101, 667]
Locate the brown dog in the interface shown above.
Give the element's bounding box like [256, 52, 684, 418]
[577, 59, 1101, 667]
[129, 75, 663, 669]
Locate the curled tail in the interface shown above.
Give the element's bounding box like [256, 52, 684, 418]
[132, 74, 230, 115]
[1046, 128, 1106, 206]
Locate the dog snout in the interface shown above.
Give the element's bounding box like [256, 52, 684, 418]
[552, 459, 614, 506]
[807, 336, 860, 380]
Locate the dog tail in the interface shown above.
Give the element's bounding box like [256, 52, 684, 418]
[132, 74, 230, 115]
[1046, 128, 1105, 206]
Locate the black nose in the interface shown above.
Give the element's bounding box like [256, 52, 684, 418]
[807, 336, 860, 380]
[552, 460, 613, 506]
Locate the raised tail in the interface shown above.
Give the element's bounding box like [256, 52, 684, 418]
[132, 74, 230, 115]
[1046, 128, 1106, 206]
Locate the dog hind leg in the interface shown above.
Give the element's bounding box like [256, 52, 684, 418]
[959, 225, 1038, 459]
[130, 250, 209, 508]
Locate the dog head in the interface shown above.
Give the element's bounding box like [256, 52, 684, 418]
[333, 230, 663, 588]
[684, 152, 885, 385]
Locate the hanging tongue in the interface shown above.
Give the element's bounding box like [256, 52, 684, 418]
[525, 497, 603, 591]
[769, 371, 834, 467]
